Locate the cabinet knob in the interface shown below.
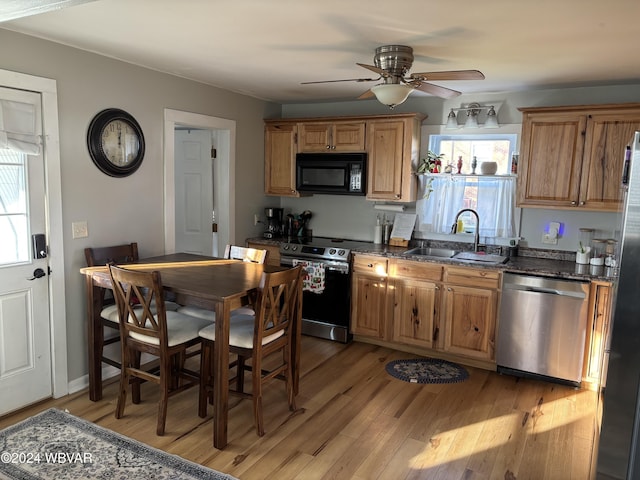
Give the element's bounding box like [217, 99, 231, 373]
[367, 264, 373, 268]
[571, 201, 577, 205]
[579, 201, 585, 206]
[326, 145, 331, 149]
[447, 287, 452, 292]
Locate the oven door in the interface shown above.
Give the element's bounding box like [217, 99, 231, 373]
[281, 256, 352, 343]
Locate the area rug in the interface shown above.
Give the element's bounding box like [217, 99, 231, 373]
[385, 358, 469, 384]
[0, 408, 237, 480]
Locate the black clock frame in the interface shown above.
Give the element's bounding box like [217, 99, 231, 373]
[87, 108, 145, 177]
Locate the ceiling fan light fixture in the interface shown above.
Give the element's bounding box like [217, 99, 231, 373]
[371, 84, 413, 108]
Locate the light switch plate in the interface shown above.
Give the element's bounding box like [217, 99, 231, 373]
[72, 221, 88, 239]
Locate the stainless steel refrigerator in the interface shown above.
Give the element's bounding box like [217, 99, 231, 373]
[597, 131, 640, 479]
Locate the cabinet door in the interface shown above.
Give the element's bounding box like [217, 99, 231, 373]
[351, 272, 387, 338]
[443, 284, 497, 360]
[332, 122, 366, 151]
[583, 282, 612, 385]
[246, 242, 281, 267]
[298, 122, 366, 152]
[265, 123, 298, 196]
[580, 112, 640, 211]
[366, 120, 405, 200]
[393, 278, 439, 348]
[518, 112, 586, 207]
[298, 123, 332, 152]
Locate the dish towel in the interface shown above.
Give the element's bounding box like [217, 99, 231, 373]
[293, 259, 326, 294]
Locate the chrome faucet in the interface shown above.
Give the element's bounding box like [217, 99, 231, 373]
[452, 208, 481, 252]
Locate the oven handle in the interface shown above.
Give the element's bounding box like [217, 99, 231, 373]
[280, 256, 350, 274]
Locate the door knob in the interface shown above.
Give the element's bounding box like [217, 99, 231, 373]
[27, 268, 46, 280]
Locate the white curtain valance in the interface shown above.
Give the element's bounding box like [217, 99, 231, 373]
[416, 174, 517, 238]
[0, 99, 42, 155]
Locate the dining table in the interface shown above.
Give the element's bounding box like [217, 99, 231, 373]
[80, 252, 299, 449]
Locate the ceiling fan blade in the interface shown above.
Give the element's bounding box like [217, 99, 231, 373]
[410, 70, 485, 81]
[301, 77, 379, 84]
[356, 63, 389, 77]
[357, 89, 375, 100]
[410, 81, 461, 99]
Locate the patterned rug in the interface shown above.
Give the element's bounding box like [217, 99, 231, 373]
[0, 408, 237, 480]
[385, 358, 469, 384]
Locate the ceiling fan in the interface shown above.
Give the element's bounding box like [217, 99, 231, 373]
[301, 45, 485, 108]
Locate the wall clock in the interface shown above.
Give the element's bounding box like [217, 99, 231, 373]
[87, 108, 145, 177]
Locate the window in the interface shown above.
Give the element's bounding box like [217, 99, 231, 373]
[429, 133, 517, 174]
[416, 134, 518, 241]
[0, 149, 29, 264]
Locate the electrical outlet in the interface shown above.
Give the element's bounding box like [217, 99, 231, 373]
[254, 214, 259, 226]
[72, 221, 88, 239]
[542, 233, 558, 245]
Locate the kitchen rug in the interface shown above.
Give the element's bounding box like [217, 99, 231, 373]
[0, 408, 237, 480]
[385, 358, 469, 384]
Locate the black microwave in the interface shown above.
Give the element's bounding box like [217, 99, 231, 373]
[296, 152, 367, 195]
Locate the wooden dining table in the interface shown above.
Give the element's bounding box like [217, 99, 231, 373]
[80, 252, 298, 449]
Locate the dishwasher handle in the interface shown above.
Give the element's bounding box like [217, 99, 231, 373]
[504, 283, 586, 299]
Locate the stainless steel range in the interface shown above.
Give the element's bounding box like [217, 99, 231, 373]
[279, 237, 371, 343]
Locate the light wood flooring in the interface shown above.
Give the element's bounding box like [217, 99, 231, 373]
[0, 337, 599, 479]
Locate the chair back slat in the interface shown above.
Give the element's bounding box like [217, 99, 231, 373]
[224, 245, 269, 264]
[85, 242, 139, 266]
[252, 266, 303, 349]
[108, 265, 167, 345]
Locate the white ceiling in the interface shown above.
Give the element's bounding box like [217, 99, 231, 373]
[2, 0, 639, 104]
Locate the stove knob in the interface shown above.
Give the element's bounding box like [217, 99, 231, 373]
[338, 249, 346, 256]
[283, 245, 289, 250]
[329, 249, 336, 255]
[291, 246, 298, 252]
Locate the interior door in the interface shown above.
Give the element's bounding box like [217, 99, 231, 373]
[0, 87, 51, 415]
[174, 128, 214, 255]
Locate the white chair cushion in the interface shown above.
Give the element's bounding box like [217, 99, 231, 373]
[129, 311, 211, 347]
[177, 305, 256, 323]
[102, 301, 180, 324]
[198, 314, 283, 349]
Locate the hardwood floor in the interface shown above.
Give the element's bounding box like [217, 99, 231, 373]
[0, 337, 598, 479]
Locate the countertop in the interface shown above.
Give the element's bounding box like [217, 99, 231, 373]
[247, 237, 617, 283]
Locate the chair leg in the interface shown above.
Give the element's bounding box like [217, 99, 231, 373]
[131, 349, 141, 404]
[198, 340, 211, 418]
[236, 355, 246, 393]
[115, 358, 129, 420]
[157, 354, 171, 436]
[252, 356, 264, 437]
[286, 346, 296, 411]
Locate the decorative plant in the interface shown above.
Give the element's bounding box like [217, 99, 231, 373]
[417, 151, 445, 173]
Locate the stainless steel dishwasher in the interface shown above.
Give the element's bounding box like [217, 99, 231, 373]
[496, 273, 589, 387]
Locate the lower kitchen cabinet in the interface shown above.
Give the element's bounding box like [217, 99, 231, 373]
[442, 266, 500, 361]
[350, 255, 390, 338]
[391, 260, 443, 349]
[583, 280, 613, 388]
[350, 255, 500, 368]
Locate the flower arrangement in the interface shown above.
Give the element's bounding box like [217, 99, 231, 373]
[417, 151, 445, 173]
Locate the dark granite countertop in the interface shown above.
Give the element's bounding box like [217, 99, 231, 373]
[247, 237, 616, 282]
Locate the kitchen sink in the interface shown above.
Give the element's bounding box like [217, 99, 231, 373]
[453, 251, 509, 264]
[402, 247, 458, 258]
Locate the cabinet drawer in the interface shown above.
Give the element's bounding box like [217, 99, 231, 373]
[353, 255, 388, 275]
[444, 266, 501, 289]
[390, 259, 442, 281]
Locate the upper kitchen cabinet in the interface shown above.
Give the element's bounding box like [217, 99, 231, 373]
[366, 113, 425, 202]
[298, 121, 366, 152]
[518, 103, 640, 211]
[264, 121, 299, 197]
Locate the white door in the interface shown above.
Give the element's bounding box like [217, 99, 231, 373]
[174, 129, 214, 255]
[0, 87, 51, 415]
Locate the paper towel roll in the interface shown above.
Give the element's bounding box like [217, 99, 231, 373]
[373, 225, 382, 244]
[374, 204, 405, 212]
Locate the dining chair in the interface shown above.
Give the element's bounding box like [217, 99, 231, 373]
[108, 264, 212, 435]
[198, 265, 303, 436]
[177, 244, 269, 322]
[84, 242, 180, 372]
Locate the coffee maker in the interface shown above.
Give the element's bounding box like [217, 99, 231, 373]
[263, 207, 283, 239]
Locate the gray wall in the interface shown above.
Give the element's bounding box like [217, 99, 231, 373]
[0, 29, 279, 382]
